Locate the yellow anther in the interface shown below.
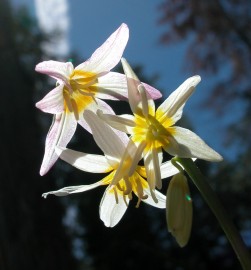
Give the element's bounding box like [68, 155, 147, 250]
[113, 187, 118, 204]
[63, 91, 73, 112]
[71, 98, 79, 121]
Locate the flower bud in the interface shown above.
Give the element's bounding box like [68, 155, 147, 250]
[166, 173, 193, 247]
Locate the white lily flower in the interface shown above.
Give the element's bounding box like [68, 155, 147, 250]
[98, 58, 223, 198]
[42, 110, 180, 227]
[35, 24, 162, 176]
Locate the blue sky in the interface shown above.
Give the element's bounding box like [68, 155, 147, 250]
[11, 0, 235, 160]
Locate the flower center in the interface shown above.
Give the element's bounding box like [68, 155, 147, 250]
[102, 166, 149, 208]
[133, 114, 175, 151]
[63, 70, 98, 120]
[113, 170, 149, 208]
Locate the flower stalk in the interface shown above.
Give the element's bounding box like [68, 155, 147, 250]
[173, 157, 251, 270]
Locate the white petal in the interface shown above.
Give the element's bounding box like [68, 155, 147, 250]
[95, 72, 128, 100]
[36, 84, 64, 114]
[35, 60, 74, 84]
[83, 110, 127, 161]
[99, 187, 129, 227]
[121, 58, 141, 114]
[121, 59, 157, 116]
[40, 112, 77, 176]
[143, 188, 166, 208]
[160, 158, 197, 179]
[160, 160, 180, 179]
[75, 23, 129, 74]
[55, 147, 112, 173]
[156, 75, 201, 124]
[97, 111, 135, 134]
[76, 97, 113, 130]
[42, 181, 103, 198]
[142, 82, 162, 100]
[169, 127, 223, 162]
[96, 72, 162, 101]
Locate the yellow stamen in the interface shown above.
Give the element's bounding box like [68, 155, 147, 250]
[113, 187, 118, 204]
[70, 98, 79, 121]
[123, 176, 132, 195]
[63, 91, 73, 112]
[123, 194, 129, 206]
[63, 69, 98, 120]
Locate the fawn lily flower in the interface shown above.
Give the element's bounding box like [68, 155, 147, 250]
[42, 110, 175, 227]
[36, 24, 162, 176]
[98, 58, 223, 198]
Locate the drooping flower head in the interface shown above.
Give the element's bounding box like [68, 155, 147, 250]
[42, 110, 179, 227]
[35, 24, 162, 176]
[98, 58, 223, 199]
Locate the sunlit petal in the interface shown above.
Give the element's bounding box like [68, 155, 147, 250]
[96, 72, 162, 101]
[160, 160, 180, 179]
[84, 110, 127, 161]
[142, 82, 162, 100]
[160, 158, 197, 179]
[169, 127, 223, 161]
[156, 75, 201, 124]
[42, 181, 103, 198]
[99, 187, 129, 227]
[35, 60, 74, 84]
[143, 188, 166, 208]
[95, 72, 128, 100]
[77, 98, 114, 132]
[36, 84, 64, 114]
[40, 112, 77, 176]
[121, 58, 142, 114]
[76, 23, 129, 74]
[97, 110, 135, 134]
[55, 147, 112, 173]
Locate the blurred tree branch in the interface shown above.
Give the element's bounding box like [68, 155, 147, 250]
[158, 0, 251, 147]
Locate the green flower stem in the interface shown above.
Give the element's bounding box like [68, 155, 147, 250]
[173, 157, 251, 270]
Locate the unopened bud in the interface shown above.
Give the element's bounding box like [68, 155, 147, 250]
[166, 173, 193, 247]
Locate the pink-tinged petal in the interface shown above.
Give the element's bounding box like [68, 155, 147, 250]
[42, 180, 103, 198]
[35, 60, 74, 83]
[55, 147, 112, 173]
[96, 72, 162, 101]
[75, 23, 129, 74]
[95, 72, 128, 100]
[121, 58, 158, 116]
[168, 127, 223, 162]
[99, 187, 129, 227]
[143, 188, 166, 208]
[121, 58, 141, 114]
[36, 84, 64, 114]
[142, 82, 162, 100]
[40, 112, 77, 176]
[156, 75, 201, 124]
